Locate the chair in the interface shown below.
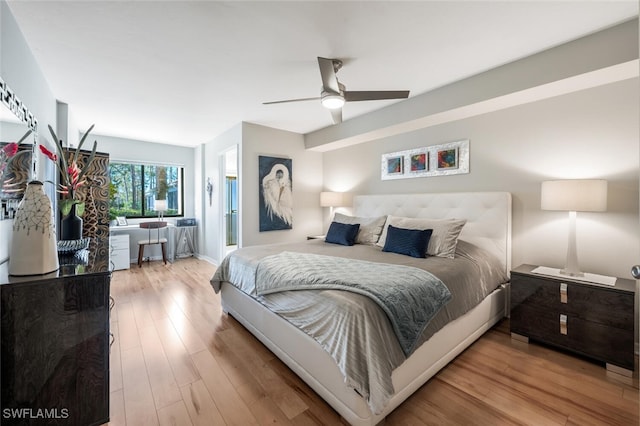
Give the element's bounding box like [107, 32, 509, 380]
[137, 221, 168, 267]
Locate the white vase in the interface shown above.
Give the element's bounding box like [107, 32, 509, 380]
[9, 180, 59, 276]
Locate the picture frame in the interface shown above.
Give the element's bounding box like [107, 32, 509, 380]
[410, 151, 428, 173]
[436, 147, 459, 170]
[381, 139, 469, 180]
[116, 216, 127, 226]
[386, 155, 404, 175]
[258, 155, 293, 232]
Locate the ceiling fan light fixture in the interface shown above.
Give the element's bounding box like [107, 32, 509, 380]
[321, 94, 345, 109]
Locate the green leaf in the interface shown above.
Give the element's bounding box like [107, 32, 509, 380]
[75, 202, 85, 216]
[59, 199, 73, 216]
[76, 140, 97, 184]
[16, 129, 32, 145]
[47, 124, 69, 186]
[75, 124, 95, 159]
[59, 199, 85, 217]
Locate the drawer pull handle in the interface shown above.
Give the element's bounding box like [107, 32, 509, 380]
[560, 283, 568, 304]
[560, 314, 568, 335]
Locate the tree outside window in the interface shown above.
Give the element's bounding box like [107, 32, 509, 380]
[109, 162, 183, 218]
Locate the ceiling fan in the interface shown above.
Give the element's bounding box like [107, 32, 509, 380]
[263, 57, 410, 124]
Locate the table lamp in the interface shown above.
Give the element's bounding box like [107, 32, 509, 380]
[320, 192, 350, 216]
[155, 199, 167, 221]
[541, 179, 607, 277]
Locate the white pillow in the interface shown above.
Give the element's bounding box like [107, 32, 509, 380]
[376, 216, 467, 258]
[333, 213, 387, 245]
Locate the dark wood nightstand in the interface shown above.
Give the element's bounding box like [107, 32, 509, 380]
[510, 264, 635, 376]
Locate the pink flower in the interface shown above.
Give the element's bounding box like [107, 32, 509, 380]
[39, 144, 58, 162]
[2, 142, 18, 157]
[66, 162, 86, 190]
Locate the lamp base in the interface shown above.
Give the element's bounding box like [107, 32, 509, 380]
[560, 269, 584, 278]
[532, 266, 616, 286]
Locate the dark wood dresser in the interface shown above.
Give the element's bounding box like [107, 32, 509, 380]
[0, 238, 111, 425]
[510, 264, 635, 376]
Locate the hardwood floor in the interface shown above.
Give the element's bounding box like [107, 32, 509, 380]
[108, 258, 639, 425]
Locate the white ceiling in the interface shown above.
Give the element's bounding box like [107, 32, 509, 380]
[6, 1, 639, 148]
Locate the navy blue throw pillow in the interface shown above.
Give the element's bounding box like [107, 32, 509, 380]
[325, 222, 360, 246]
[382, 225, 433, 258]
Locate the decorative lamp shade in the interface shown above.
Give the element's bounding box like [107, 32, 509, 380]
[320, 192, 350, 207]
[541, 180, 607, 212]
[155, 199, 167, 212]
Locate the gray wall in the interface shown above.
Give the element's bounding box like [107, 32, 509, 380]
[241, 122, 323, 248]
[0, 1, 57, 263]
[323, 78, 639, 279]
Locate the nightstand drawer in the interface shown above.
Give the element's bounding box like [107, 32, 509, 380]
[511, 304, 634, 370]
[511, 273, 633, 330]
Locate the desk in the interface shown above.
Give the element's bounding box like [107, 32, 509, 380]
[110, 223, 176, 264]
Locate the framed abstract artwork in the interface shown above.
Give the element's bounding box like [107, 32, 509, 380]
[381, 139, 469, 180]
[258, 155, 292, 231]
[436, 147, 458, 170]
[410, 152, 428, 173]
[386, 155, 404, 175]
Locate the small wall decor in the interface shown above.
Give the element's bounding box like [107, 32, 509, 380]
[381, 139, 469, 180]
[259, 155, 292, 231]
[206, 177, 213, 206]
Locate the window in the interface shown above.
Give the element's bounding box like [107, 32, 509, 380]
[109, 162, 184, 218]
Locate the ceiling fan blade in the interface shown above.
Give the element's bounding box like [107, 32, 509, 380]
[330, 108, 342, 124]
[344, 90, 410, 102]
[318, 57, 341, 94]
[262, 96, 320, 105]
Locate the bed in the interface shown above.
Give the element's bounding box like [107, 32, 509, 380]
[210, 192, 512, 425]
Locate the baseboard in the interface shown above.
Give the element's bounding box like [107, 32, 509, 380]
[195, 254, 217, 266]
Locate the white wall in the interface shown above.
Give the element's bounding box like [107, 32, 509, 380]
[0, 1, 57, 263]
[323, 78, 639, 279]
[96, 133, 196, 215]
[95, 134, 197, 262]
[200, 123, 242, 264]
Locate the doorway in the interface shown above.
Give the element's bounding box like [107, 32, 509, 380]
[221, 145, 238, 257]
[225, 176, 237, 246]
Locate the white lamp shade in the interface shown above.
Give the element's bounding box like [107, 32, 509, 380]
[541, 180, 607, 212]
[320, 192, 350, 207]
[155, 199, 167, 212]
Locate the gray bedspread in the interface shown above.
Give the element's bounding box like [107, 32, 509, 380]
[210, 239, 507, 414]
[256, 251, 451, 356]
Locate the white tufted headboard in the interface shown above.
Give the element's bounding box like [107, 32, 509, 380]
[354, 192, 512, 275]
